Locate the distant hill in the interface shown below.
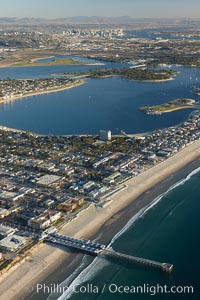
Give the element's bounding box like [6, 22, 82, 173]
[0, 16, 199, 25]
[0, 16, 132, 24]
[56, 16, 131, 22]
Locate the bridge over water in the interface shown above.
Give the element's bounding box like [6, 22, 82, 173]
[45, 233, 173, 274]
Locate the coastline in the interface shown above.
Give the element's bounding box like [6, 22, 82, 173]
[153, 106, 196, 114]
[50, 74, 173, 82]
[11, 62, 104, 67]
[85, 76, 173, 82]
[0, 80, 86, 105]
[132, 77, 174, 83]
[30, 56, 55, 63]
[141, 106, 197, 114]
[0, 61, 105, 68]
[0, 140, 200, 300]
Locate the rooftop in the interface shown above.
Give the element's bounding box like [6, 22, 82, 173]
[0, 191, 20, 201]
[36, 174, 63, 186]
[0, 234, 29, 252]
[0, 225, 16, 237]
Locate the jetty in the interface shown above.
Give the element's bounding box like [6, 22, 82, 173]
[45, 233, 173, 274]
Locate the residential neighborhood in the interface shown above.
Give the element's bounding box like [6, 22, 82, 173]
[0, 109, 200, 262]
[0, 78, 83, 101]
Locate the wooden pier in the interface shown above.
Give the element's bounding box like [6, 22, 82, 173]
[100, 249, 173, 273]
[45, 233, 173, 274]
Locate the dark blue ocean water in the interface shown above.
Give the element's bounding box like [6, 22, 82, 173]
[0, 59, 200, 135]
[49, 167, 200, 300]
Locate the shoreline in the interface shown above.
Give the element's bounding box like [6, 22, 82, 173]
[11, 62, 104, 68]
[93, 76, 174, 82]
[0, 80, 86, 105]
[50, 74, 173, 82]
[153, 106, 196, 114]
[0, 140, 200, 300]
[30, 56, 55, 63]
[131, 77, 174, 83]
[141, 106, 197, 114]
[0, 61, 105, 68]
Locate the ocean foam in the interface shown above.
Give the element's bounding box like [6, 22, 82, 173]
[48, 256, 108, 300]
[109, 165, 200, 246]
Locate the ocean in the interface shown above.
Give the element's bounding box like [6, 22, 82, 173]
[42, 165, 200, 300]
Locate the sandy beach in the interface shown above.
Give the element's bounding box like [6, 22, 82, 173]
[30, 56, 55, 63]
[149, 106, 196, 114]
[0, 140, 200, 300]
[0, 60, 105, 68]
[132, 77, 174, 82]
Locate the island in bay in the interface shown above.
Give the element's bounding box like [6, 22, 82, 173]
[13, 57, 87, 67]
[139, 98, 198, 114]
[54, 67, 177, 82]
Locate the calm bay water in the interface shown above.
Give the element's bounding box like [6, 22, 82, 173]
[0, 60, 199, 135]
[126, 26, 200, 40]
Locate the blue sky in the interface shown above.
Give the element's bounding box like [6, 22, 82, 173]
[0, 0, 199, 19]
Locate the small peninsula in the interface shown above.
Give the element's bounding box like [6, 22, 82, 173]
[0, 78, 85, 103]
[139, 98, 198, 114]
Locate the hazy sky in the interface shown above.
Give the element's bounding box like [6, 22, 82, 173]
[0, 0, 199, 19]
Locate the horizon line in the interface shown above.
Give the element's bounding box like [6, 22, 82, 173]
[0, 16, 200, 20]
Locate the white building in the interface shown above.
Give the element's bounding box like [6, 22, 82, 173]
[36, 175, 63, 187]
[99, 130, 112, 141]
[0, 225, 16, 238]
[0, 191, 24, 205]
